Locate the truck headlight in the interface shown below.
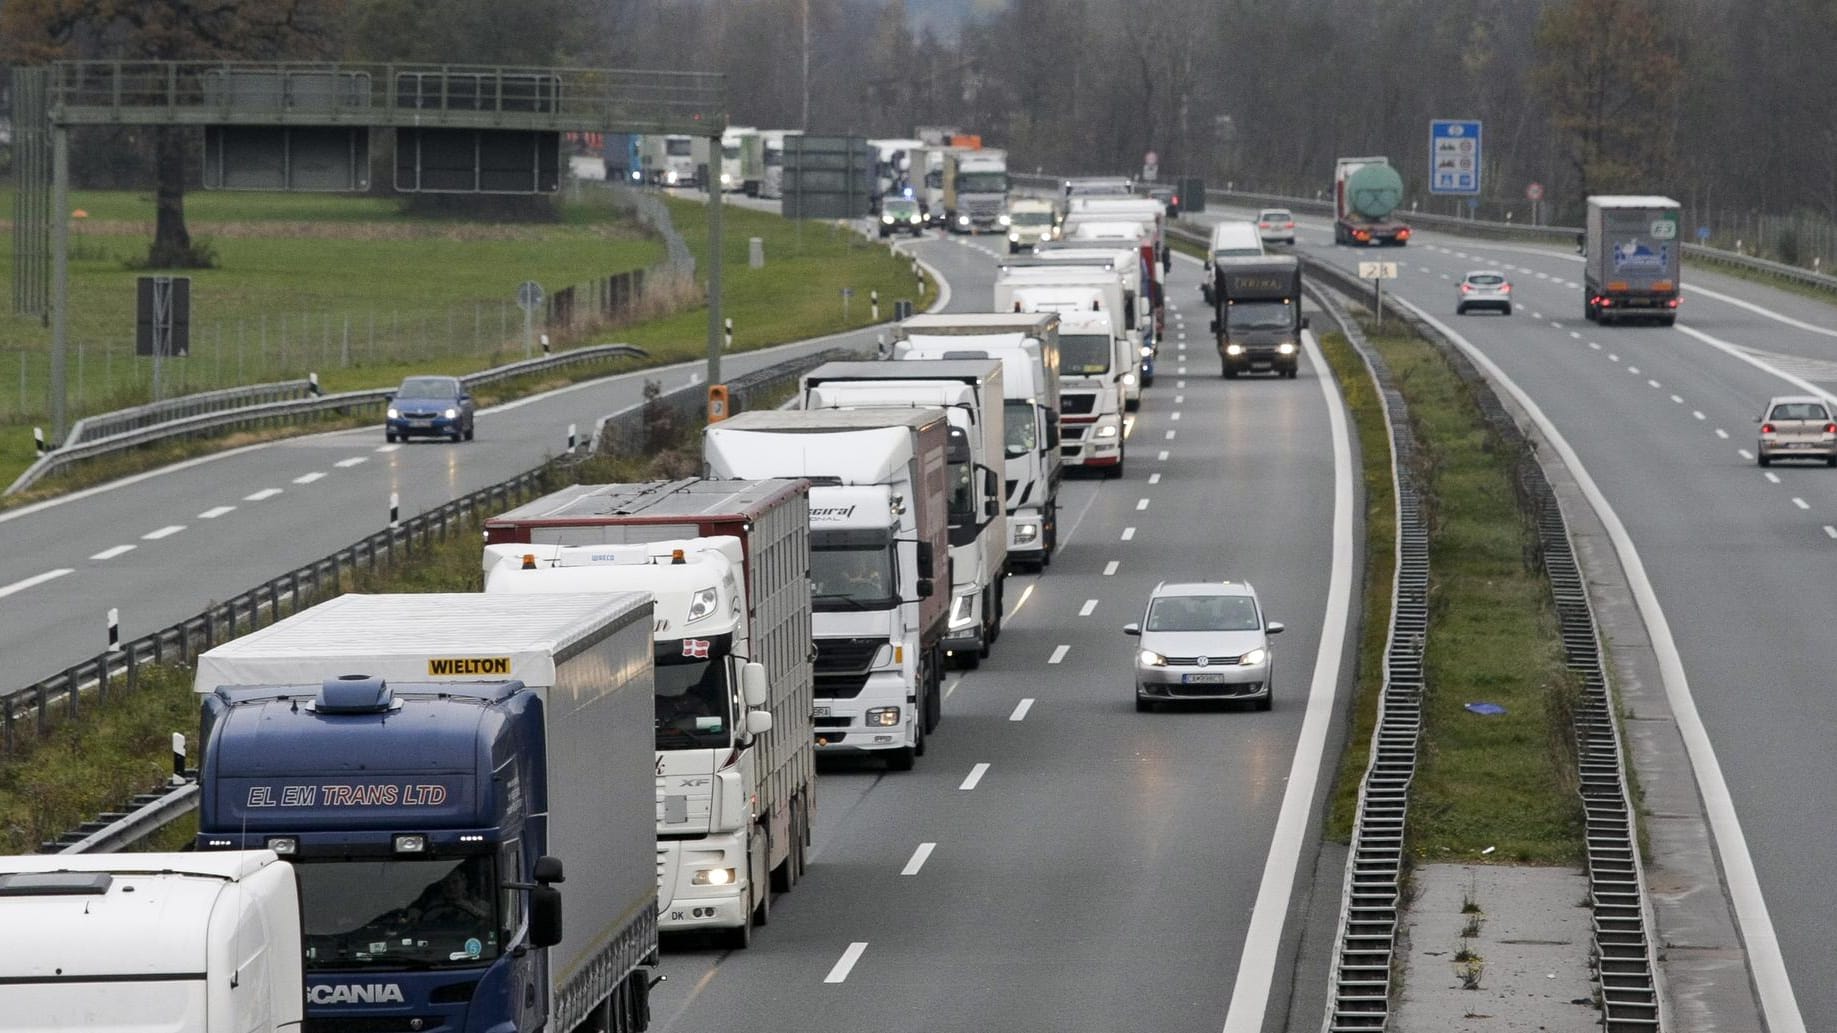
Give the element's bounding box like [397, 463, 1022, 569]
[1141, 345, 1154, 357]
[1095, 424, 1120, 439]
[1277, 342, 1297, 355]
[1122, 373, 1137, 386]
[883, 214, 895, 224]
[957, 214, 970, 226]
[1009, 231, 1020, 242]
[949, 593, 976, 630]
[1139, 650, 1167, 668]
[998, 214, 1012, 226]
[692, 867, 736, 886]
[686, 586, 719, 623]
[866, 706, 901, 727]
[1239, 647, 1268, 667]
[665, 170, 679, 185]
[1014, 522, 1039, 544]
[266, 836, 299, 855]
[386, 406, 400, 419]
[1225, 344, 1245, 356]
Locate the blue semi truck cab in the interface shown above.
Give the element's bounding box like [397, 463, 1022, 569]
[193, 593, 658, 1033]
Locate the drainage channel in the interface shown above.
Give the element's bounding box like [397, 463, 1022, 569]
[1309, 265, 1660, 1031]
[1309, 282, 1427, 1032]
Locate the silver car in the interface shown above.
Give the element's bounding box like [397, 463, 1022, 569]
[1456, 270, 1513, 315]
[1125, 581, 1283, 711]
[1756, 395, 1837, 467]
[1256, 209, 1296, 245]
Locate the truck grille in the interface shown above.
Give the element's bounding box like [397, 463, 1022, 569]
[306, 1019, 451, 1033]
[1061, 393, 1097, 416]
[815, 637, 881, 699]
[813, 715, 851, 728]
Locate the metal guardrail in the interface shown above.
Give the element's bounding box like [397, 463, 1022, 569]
[1308, 282, 1428, 1032]
[65, 378, 317, 445]
[24, 345, 863, 851]
[591, 345, 866, 455]
[1304, 251, 1659, 1030]
[6, 344, 647, 495]
[1024, 171, 1837, 295]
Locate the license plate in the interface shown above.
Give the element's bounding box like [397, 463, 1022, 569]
[1183, 673, 1229, 684]
[409, 419, 432, 428]
[812, 706, 831, 718]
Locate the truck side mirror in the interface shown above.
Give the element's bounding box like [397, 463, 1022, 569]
[1209, 318, 1220, 334]
[1300, 316, 1310, 330]
[741, 662, 768, 707]
[529, 885, 563, 948]
[533, 855, 564, 884]
[916, 542, 935, 579]
[917, 577, 934, 599]
[746, 710, 774, 736]
[981, 467, 1001, 519]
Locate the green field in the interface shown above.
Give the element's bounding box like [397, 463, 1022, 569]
[0, 185, 929, 493]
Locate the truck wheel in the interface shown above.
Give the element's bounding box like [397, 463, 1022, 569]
[956, 648, 981, 671]
[888, 744, 917, 771]
[771, 814, 795, 893]
[1106, 453, 1125, 480]
[752, 876, 771, 928]
[726, 899, 754, 949]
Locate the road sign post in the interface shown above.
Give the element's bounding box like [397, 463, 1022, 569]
[1429, 119, 1482, 198]
[1358, 261, 1399, 331]
[1526, 181, 1544, 226]
[516, 280, 544, 359]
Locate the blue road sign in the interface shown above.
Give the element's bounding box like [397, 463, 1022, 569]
[1697, 225, 1712, 242]
[1430, 119, 1482, 196]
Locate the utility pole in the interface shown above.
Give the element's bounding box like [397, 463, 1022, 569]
[801, 0, 811, 131]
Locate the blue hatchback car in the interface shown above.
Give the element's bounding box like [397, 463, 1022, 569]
[385, 376, 475, 443]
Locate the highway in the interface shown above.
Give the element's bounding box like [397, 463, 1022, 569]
[1187, 203, 1829, 1032]
[646, 234, 1359, 1032]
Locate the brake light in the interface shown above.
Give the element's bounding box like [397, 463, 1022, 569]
[1460, 283, 1472, 293]
[1397, 228, 1412, 240]
[1762, 423, 1775, 435]
[1283, 221, 1294, 228]
[1259, 222, 1270, 228]
[1500, 283, 1511, 293]
[1826, 423, 1836, 434]
[1667, 298, 1681, 308]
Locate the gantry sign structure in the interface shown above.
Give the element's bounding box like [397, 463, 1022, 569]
[10, 61, 728, 439]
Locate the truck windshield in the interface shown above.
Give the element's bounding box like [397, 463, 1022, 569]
[296, 855, 500, 972]
[810, 543, 897, 610]
[1060, 334, 1113, 375]
[958, 172, 1009, 193]
[1226, 299, 1297, 332]
[666, 138, 692, 156]
[722, 145, 740, 161]
[1011, 209, 1053, 226]
[1004, 399, 1037, 457]
[656, 635, 734, 751]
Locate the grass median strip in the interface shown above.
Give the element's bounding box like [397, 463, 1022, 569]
[1317, 315, 1583, 865]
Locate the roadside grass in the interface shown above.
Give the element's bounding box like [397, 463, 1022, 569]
[1315, 329, 1397, 842]
[1340, 315, 1583, 864]
[0, 380, 754, 853]
[0, 191, 922, 497]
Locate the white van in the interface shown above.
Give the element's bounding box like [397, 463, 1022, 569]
[1204, 221, 1267, 302]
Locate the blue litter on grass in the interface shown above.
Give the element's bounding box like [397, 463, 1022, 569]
[1464, 702, 1506, 716]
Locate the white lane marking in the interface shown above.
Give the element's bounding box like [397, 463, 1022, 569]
[1794, 498, 1810, 510]
[1121, 527, 1137, 541]
[1537, 271, 1551, 279]
[958, 763, 990, 790]
[1716, 428, 1728, 438]
[141, 525, 185, 540]
[901, 843, 937, 876]
[1825, 526, 1837, 539]
[1175, 395, 1185, 404]
[1570, 331, 1582, 340]
[1079, 599, 1098, 617]
[1178, 366, 1187, 374]
[1171, 412, 1182, 421]
[1104, 560, 1120, 576]
[90, 544, 136, 560]
[1222, 274, 1361, 1033]
[375, 443, 402, 453]
[1149, 473, 1162, 485]
[1667, 393, 1680, 402]
[1589, 341, 1602, 350]
[1765, 472, 1781, 484]
[1006, 583, 1035, 622]
[1135, 498, 1150, 511]
[1385, 293, 1810, 1033]
[1177, 380, 1187, 388]
[1693, 411, 1706, 421]
[1609, 353, 1620, 362]
[334, 457, 368, 468]
[1048, 644, 1070, 664]
[292, 472, 326, 484]
[1158, 450, 1170, 461]
[943, 674, 963, 700]
[0, 568, 74, 600]
[198, 505, 236, 519]
[244, 488, 283, 501]
[825, 942, 868, 983]
[1739, 449, 1754, 459]
[1628, 366, 1641, 375]
[1009, 699, 1034, 722]
[1165, 429, 1177, 440]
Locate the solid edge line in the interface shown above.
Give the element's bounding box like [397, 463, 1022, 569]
[1219, 324, 1356, 1033]
[1391, 293, 1804, 1033]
